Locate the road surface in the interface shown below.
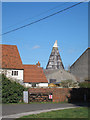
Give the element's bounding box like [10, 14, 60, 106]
[2, 103, 81, 116]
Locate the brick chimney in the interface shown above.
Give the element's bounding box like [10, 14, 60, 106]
[36, 61, 40, 67]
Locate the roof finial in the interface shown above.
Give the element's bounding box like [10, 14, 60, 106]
[53, 40, 58, 48]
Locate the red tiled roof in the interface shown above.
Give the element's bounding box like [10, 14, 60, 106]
[23, 65, 48, 83]
[0, 44, 23, 69]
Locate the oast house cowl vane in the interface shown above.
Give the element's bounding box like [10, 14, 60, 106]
[46, 40, 64, 70]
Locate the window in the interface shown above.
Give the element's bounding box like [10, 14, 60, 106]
[12, 71, 18, 76]
[32, 83, 36, 87]
[12, 71, 14, 76]
[49, 79, 56, 83]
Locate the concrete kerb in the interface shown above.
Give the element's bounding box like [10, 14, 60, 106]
[2, 106, 79, 118]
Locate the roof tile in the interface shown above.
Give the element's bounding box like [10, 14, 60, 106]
[23, 65, 48, 83]
[0, 44, 23, 69]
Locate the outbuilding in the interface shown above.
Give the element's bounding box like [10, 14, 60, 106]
[70, 48, 90, 82]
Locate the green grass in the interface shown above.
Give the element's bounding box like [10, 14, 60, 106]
[17, 107, 89, 119]
[28, 101, 68, 104]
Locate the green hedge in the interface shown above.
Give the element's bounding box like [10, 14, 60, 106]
[1, 74, 27, 103]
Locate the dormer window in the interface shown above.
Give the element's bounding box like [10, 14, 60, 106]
[12, 71, 18, 76]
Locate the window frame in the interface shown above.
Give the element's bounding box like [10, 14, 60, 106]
[12, 71, 18, 76]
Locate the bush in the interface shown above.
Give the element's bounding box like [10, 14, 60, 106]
[79, 82, 90, 88]
[60, 79, 79, 88]
[1, 74, 27, 103]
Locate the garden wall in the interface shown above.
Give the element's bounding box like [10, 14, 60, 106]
[28, 88, 72, 102]
[28, 88, 90, 103]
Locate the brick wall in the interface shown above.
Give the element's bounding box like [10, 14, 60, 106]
[28, 88, 90, 103]
[28, 88, 72, 102]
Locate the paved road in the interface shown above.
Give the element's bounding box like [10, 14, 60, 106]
[2, 103, 81, 116]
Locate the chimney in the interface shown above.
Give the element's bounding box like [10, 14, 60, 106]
[36, 61, 40, 67]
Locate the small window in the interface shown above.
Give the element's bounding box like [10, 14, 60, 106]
[32, 83, 36, 87]
[12, 71, 18, 76]
[49, 79, 56, 83]
[14, 71, 17, 75]
[12, 71, 14, 75]
[17, 71, 18, 76]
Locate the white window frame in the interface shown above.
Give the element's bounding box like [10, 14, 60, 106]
[12, 71, 18, 76]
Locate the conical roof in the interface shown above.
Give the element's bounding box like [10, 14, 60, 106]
[53, 40, 58, 47]
[46, 40, 64, 70]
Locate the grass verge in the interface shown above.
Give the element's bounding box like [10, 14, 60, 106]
[16, 107, 89, 119]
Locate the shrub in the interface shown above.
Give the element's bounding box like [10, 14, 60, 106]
[60, 79, 79, 88]
[79, 82, 90, 88]
[1, 74, 27, 103]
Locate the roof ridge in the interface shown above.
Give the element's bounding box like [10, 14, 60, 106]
[0, 44, 17, 46]
[23, 64, 36, 66]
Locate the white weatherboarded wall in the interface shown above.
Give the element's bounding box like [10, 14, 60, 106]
[24, 83, 48, 88]
[0, 69, 23, 81]
[24, 83, 32, 87]
[36, 83, 48, 87]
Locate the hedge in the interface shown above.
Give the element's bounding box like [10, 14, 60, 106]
[1, 74, 27, 103]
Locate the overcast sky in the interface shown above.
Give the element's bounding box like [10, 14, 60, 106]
[2, 2, 88, 69]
